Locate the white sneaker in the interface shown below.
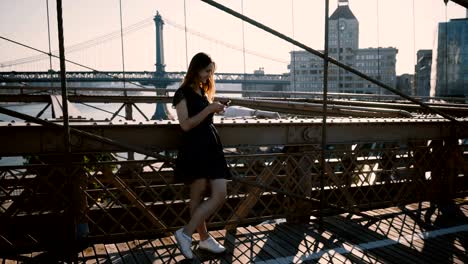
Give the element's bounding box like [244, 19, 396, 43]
[199, 235, 226, 254]
[174, 228, 193, 259]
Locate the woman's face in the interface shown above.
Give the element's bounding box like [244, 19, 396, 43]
[198, 62, 214, 83]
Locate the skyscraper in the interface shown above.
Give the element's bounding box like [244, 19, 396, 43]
[430, 18, 468, 98]
[289, 0, 397, 94]
[414, 50, 432, 97]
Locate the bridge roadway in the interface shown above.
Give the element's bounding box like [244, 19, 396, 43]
[1, 200, 467, 263]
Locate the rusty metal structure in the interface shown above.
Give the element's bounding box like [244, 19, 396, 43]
[0, 0, 467, 259]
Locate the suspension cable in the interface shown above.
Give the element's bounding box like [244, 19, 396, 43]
[200, 0, 462, 124]
[184, 0, 189, 69]
[412, 0, 416, 74]
[241, 0, 246, 79]
[0, 36, 149, 90]
[291, 0, 296, 94]
[164, 18, 287, 64]
[45, 0, 54, 93]
[0, 17, 153, 68]
[377, 0, 381, 96]
[118, 0, 126, 90]
[445, 3, 448, 95]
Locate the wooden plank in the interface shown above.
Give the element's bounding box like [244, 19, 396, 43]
[129, 240, 153, 264]
[254, 224, 308, 259]
[148, 238, 179, 263]
[305, 224, 382, 264]
[81, 245, 98, 264]
[241, 225, 284, 263]
[210, 229, 257, 264]
[364, 211, 446, 262]
[328, 214, 429, 264]
[276, 223, 351, 264]
[104, 243, 122, 263]
[92, 243, 110, 263]
[190, 230, 237, 263]
[114, 241, 137, 263]
[157, 235, 187, 263]
[375, 205, 467, 264]
[335, 214, 420, 262]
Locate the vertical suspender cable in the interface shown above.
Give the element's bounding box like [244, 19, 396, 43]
[377, 0, 381, 96]
[184, 0, 189, 69]
[45, 0, 54, 93]
[291, 0, 296, 95]
[241, 0, 247, 84]
[444, 3, 448, 95]
[118, 0, 126, 90]
[412, 0, 416, 74]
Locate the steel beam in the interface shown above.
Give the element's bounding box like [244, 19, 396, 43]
[1, 118, 466, 155]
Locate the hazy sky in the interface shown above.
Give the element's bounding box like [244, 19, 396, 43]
[0, 0, 466, 75]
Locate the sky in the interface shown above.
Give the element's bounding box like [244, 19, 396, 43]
[0, 0, 466, 75]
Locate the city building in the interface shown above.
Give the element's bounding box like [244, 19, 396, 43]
[414, 50, 432, 97]
[396, 74, 414, 96]
[289, 0, 397, 94]
[430, 17, 468, 98]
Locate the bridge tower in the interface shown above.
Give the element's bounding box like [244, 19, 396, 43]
[154, 11, 166, 75]
[151, 11, 170, 120]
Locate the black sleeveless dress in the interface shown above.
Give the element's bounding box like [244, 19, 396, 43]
[172, 85, 231, 184]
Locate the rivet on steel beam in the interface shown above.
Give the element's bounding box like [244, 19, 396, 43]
[105, 118, 109, 121]
[7, 123, 12, 126]
[93, 122, 97, 125]
[90, 118, 94, 121]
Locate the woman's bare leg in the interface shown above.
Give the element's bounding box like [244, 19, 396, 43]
[183, 179, 227, 236]
[188, 178, 209, 240]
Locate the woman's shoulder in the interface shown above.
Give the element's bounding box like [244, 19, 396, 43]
[172, 85, 193, 107]
[175, 84, 192, 94]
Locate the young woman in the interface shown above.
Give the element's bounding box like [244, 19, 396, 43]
[172, 52, 231, 259]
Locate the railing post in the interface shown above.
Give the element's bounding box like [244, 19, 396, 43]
[320, 0, 330, 228]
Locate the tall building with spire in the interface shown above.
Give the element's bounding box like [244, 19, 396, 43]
[289, 0, 397, 94]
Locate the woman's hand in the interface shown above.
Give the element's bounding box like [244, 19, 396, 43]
[207, 102, 226, 113]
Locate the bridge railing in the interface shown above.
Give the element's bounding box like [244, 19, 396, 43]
[0, 118, 467, 253]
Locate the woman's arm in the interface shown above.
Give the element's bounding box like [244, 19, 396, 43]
[175, 99, 225, 132]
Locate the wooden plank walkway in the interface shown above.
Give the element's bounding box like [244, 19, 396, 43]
[2, 199, 467, 263]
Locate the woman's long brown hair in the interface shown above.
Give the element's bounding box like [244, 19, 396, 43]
[180, 52, 216, 102]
